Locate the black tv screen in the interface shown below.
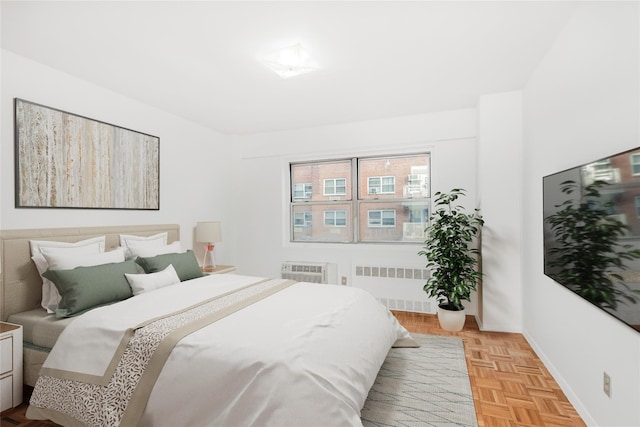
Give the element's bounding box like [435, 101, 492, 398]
[543, 146, 640, 332]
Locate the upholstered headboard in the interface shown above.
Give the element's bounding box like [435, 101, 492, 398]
[0, 224, 180, 321]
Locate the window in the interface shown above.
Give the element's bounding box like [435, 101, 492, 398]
[290, 153, 430, 243]
[292, 183, 312, 199]
[631, 154, 640, 176]
[368, 176, 395, 194]
[293, 211, 312, 227]
[324, 210, 347, 227]
[368, 210, 396, 227]
[591, 159, 615, 182]
[324, 178, 347, 196]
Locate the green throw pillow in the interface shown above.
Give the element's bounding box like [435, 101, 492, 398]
[43, 260, 138, 318]
[135, 250, 203, 281]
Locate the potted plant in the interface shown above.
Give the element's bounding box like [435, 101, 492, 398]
[418, 188, 484, 331]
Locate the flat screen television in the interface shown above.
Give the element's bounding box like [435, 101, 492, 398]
[543, 146, 640, 332]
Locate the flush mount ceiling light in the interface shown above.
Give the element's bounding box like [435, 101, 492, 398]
[261, 43, 318, 79]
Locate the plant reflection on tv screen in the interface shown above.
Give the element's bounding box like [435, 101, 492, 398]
[543, 147, 640, 332]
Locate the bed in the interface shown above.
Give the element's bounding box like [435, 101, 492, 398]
[1, 224, 182, 386]
[0, 224, 414, 427]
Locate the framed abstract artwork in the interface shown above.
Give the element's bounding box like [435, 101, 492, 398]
[14, 98, 160, 210]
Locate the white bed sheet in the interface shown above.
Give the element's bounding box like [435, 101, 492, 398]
[30, 274, 413, 427]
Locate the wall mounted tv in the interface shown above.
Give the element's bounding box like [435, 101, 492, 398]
[543, 146, 640, 332]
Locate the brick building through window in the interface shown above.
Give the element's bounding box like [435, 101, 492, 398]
[290, 154, 430, 243]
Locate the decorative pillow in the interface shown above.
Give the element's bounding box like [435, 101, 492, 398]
[119, 232, 168, 258]
[43, 248, 126, 270]
[43, 260, 137, 318]
[136, 250, 203, 281]
[30, 236, 106, 313]
[126, 241, 182, 258]
[125, 264, 181, 296]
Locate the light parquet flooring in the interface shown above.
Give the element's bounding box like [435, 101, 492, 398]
[394, 311, 586, 427]
[1, 311, 585, 427]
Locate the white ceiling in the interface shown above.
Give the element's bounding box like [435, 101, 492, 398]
[1, 1, 581, 135]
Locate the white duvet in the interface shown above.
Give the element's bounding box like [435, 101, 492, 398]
[29, 274, 413, 427]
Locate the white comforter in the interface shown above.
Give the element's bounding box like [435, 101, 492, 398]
[30, 274, 412, 427]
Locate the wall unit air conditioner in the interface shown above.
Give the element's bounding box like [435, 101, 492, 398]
[281, 261, 338, 284]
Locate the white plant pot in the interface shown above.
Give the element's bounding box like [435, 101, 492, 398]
[437, 305, 466, 332]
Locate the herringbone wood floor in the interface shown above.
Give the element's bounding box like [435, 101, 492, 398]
[1, 312, 584, 427]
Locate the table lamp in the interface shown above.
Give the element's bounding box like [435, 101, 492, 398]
[196, 221, 222, 272]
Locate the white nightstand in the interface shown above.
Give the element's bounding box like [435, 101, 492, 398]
[203, 265, 236, 274]
[1, 322, 23, 412]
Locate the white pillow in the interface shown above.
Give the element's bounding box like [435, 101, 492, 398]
[30, 236, 106, 255]
[30, 236, 106, 313]
[43, 247, 126, 270]
[125, 264, 181, 296]
[127, 241, 182, 258]
[119, 232, 168, 258]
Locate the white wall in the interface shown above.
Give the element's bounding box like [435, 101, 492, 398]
[0, 50, 232, 262]
[229, 109, 481, 314]
[523, 4, 640, 426]
[477, 91, 523, 332]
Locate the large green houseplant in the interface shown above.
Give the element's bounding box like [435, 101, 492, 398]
[418, 188, 484, 331]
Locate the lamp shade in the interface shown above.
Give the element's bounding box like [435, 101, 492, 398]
[196, 221, 222, 243]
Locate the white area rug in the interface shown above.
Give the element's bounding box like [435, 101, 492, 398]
[362, 333, 478, 427]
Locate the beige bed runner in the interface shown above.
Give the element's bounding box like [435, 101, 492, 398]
[27, 278, 297, 427]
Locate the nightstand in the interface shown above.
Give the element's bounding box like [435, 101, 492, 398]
[1, 322, 23, 412]
[203, 265, 236, 274]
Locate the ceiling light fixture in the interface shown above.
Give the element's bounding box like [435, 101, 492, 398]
[261, 43, 318, 79]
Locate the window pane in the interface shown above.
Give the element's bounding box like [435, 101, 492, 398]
[368, 210, 381, 225]
[291, 161, 351, 201]
[294, 211, 312, 226]
[291, 154, 429, 243]
[324, 178, 348, 196]
[293, 183, 312, 199]
[292, 203, 353, 242]
[324, 180, 334, 194]
[381, 177, 395, 193]
[359, 201, 428, 242]
[382, 210, 396, 226]
[632, 154, 640, 175]
[367, 210, 396, 227]
[359, 154, 430, 199]
[368, 177, 380, 194]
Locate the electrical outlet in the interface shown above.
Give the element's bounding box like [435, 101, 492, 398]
[603, 371, 611, 397]
[341, 276, 347, 285]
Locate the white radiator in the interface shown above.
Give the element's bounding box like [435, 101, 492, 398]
[281, 261, 338, 284]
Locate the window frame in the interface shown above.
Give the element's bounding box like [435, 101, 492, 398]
[291, 182, 313, 200]
[367, 209, 397, 227]
[323, 178, 347, 196]
[367, 176, 396, 195]
[631, 154, 640, 176]
[289, 153, 430, 244]
[293, 211, 312, 227]
[292, 183, 312, 199]
[324, 209, 347, 227]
